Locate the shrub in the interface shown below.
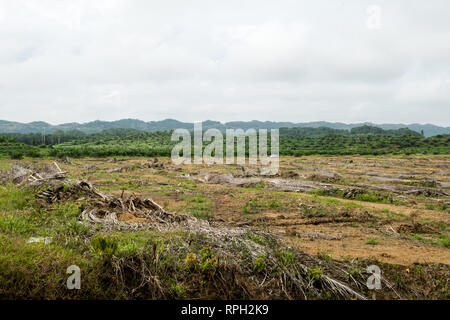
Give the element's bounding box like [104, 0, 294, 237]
[8, 151, 24, 160]
[91, 235, 118, 258]
[307, 267, 323, 282]
[184, 252, 198, 270]
[199, 246, 218, 273]
[253, 254, 267, 273]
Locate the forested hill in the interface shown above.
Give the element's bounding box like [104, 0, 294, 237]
[0, 125, 424, 146]
[0, 119, 448, 137]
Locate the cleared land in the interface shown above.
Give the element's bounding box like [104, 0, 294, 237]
[0, 155, 449, 299]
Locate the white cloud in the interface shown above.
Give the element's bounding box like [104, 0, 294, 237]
[0, 0, 449, 125]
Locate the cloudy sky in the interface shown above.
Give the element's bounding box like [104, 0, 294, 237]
[0, 0, 449, 125]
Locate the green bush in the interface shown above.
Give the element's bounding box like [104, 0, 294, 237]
[91, 235, 118, 258]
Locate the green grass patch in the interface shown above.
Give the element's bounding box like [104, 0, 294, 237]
[366, 238, 379, 245]
[242, 199, 284, 214]
[180, 194, 214, 220]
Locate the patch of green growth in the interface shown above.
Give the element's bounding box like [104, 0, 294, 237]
[354, 193, 380, 202]
[92, 171, 112, 178]
[0, 214, 35, 235]
[436, 221, 447, 233]
[346, 264, 363, 277]
[412, 234, 425, 242]
[8, 151, 24, 160]
[118, 181, 145, 191]
[0, 161, 13, 171]
[307, 267, 323, 282]
[319, 197, 341, 204]
[129, 164, 143, 171]
[276, 248, 295, 268]
[0, 184, 37, 212]
[418, 180, 437, 188]
[247, 232, 266, 245]
[367, 221, 379, 228]
[171, 283, 186, 298]
[394, 274, 404, 288]
[0, 233, 105, 299]
[91, 234, 119, 258]
[199, 245, 218, 273]
[379, 208, 406, 222]
[184, 252, 198, 270]
[180, 194, 206, 203]
[366, 238, 379, 245]
[254, 183, 265, 190]
[242, 199, 284, 214]
[181, 194, 214, 220]
[253, 254, 267, 273]
[50, 202, 90, 238]
[342, 201, 364, 209]
[415, 264, 425, 275]
[438, 235, 450, 248]
[307, 189, 326, 196]
[318, 252, 332, 264]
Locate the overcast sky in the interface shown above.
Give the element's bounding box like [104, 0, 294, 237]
[0, 0, 449, 126]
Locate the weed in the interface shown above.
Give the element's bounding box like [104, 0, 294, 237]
[354, 193, 379, 202]
[91, 235, 118, 258]
[199, 246, 218, 273]
[182, 195, 214, 220]
[247, 232, 266, 245]
[277, 249, 295, 268]
[254, 254, 267, 273]
[413, 234, 425, 242]
[184, 252, 198, 270]
[242, 199, 284, 214]
[366, 238, 379, 245]
[318, 252, 332, 264]
[0, 184, 37, 211]
[307, 267, 323, 282]
[439, 235, 450, 248]
[172, 283, 186, 298]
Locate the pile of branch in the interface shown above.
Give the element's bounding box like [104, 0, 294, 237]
[397, 222, 438, 235]
[36, 179, 192, 231]
[351, 183, 449, 197]
[80, 182, 189, 230]
[7, 161, 67, 187]
[342, 188, 366, 199]
[144, 158, 165, 169]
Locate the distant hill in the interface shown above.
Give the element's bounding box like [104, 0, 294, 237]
[0, 119, 448, 137]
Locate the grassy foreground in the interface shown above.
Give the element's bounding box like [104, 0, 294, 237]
[0, 158, 449, 300]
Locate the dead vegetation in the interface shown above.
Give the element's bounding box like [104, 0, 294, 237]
[0, 162, 374, 299]
[1, 156, 449, 300]
[397, 222, 439, 235]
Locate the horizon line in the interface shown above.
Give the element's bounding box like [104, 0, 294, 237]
[0, 118, 449, 128]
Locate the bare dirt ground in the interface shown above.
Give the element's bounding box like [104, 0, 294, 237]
[2, 155, 449, 268]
